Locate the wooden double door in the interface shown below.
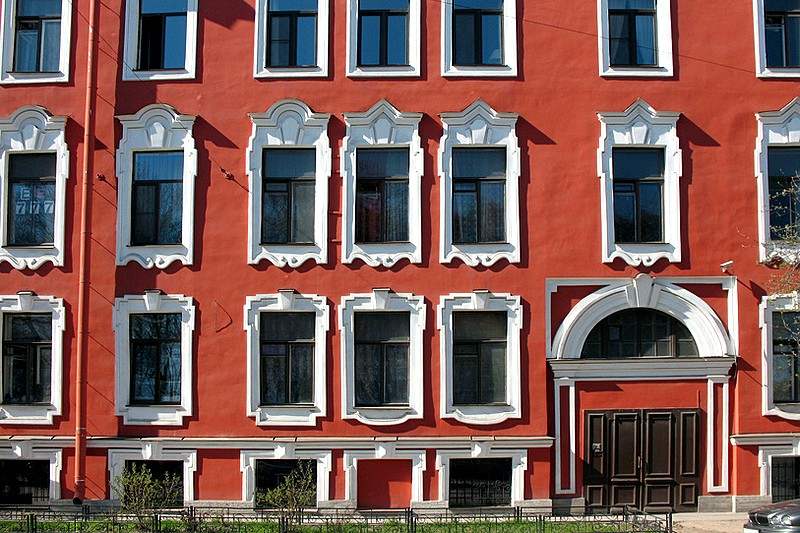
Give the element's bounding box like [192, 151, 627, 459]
[584, 409, 700, 512]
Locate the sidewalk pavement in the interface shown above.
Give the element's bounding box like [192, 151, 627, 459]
[673, 513, 747, 533]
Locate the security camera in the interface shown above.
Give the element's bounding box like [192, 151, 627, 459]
[720, 260, 734, 273]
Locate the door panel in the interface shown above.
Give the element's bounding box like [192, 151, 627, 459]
[611, 412, 639, 481]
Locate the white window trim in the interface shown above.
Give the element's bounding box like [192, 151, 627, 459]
[756, 98, 800, 263]
[342, 446, 426, 505]
[598, 99, 682, 267]
[0, 0, 72, 84]
[122, 0, 198, 81]
[241, 448, 332, 504]
[248, 99, 331, 267]
[436, 445, 527, 506]
[0, 444, 62, 501]
[116, 104, 197, 269]
[108, 447, 196, 502]
[341, 100, 423, 267]
[0, 294, 64, 425]
[113, 292, 195, 426]
[760, 293, 800, 421]
[244, 291, 329, 426]
[438, 290, 522, 425]
[438, 99, 520, 266]
[441, 0, 517, 77]
[0, 106, 68, 270]
[346, 0, 421, 77]
[753, 0, 800, 78]
[339, 289, 425, 425]
[759, 446, 799, 497]
[254, 0, 330, 78]
[597, 0, 673, 77]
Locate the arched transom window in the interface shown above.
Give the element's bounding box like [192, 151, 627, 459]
[581, 308, 697, 358]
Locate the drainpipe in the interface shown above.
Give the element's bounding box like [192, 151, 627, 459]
[74, 0, 99, 504]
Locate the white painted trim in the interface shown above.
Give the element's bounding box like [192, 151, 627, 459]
[346, 0, 420, 77]
[550, 358, 735, 380]
[553, 379, 576, 495]
[339, 289, 426, 425]
[254, 0, 329, 78]
[598, 99, 682, 266]
[597, 0, 673, 77]
[122, 0, 198, 81]
[240, 448, 332, 504]
[247, 100, 331, 267]
[441, 0, 517, 77]
[758, 293, 800, 421]
[438, 100, 520, 266]
[0, 106, 68, 270]
[438, 291, 523, 425]
[759, 446, 797, 497]
[707, 377, 730, 493]
[116, 105, 197, 269]
[343, 446, 426, 505]
[244, 292, 329, 426]
[112, 293, 196, 426]
[0, 445, 61, 501]
[753, 0, 800, 77]
[108, 448, 197, 502]
[0, 0, 72, 84]
[436, 446, 528, 506]
[341, 100, 423, 266]
[0, 295, 64, 425]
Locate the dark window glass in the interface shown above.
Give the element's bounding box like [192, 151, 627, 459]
[612, 148, 664, 243]
[581, 308, 698, 359]
[772, 456, 800, 502]
[453, 0, 503, 66]
[356, 148, 409, 243]
[7, 153, 56, 246]
[2, 314, 51, 405]
[768, 147, 800, 240]
[766, 0, 800, 67]
[449, 458, 511, 507]
[608, 0, 656, 66]
[254, 459, 316, 506]
[138, 0, 188, 70]
[358, 0, 409, 66]
[13, 0, 61, 72]
[259, 312, 315, 405]
[453, 311, 506, 405]
[130, 313, 181, 405]
[132, 152, 183, 246]
[773, 312, 800, 404]
[354, 312, 409, 406]
[124, 460, 183, 507]
[262, 149, 316, 245]
[452, 148, 505, 244]
[267, 0, 317, 67]
[0, 460, 49, 505]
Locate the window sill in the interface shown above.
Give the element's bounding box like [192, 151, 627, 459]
[600, 65, 673, 77]
[117, 244, 193, 269]
[441, 404, 520, 426]
[602, 242, 680, 267]
[441, 242, 520, 267]
[122, 68, 195, 81]
[343, 405, 422, 426]
[0, 245, 64, 270]
[251, 404, 324, 426]
[0, 403, 60, 425]
[344, 242, 421, 267]
[765, 404, 800, 420]
[757, 67, 800, 78]
[0, 71, 69, 84]
[347, 65, 421, 78]
[117, 404, 191, 426]
[249, 243, 326, 268]
[443, 64, 517, 77]
[255, 66, 327, 79]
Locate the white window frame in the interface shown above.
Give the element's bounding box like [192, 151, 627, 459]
[438, 290, 522, 425]
[113, 292, 195, 426]
[122, 0, 198, 81]
[116, 104, 197, 269]
[254, 0, 330, 78]
[597, 99, 682, 267]
[436, 445, 527, 506]
[439, 99, 520, 266]
[0, 445, 62, 502]
[753, 0, 800, 78]
[0, 294, 64, 425]
[339, 289, 425, 425]
[108, 447, 196, 502]
[597, 0, 673, 77]
[760, 293, 800, 421]
[0, 106, 68, 270]
[0, 0, 72, 84]
[441, 0, 517, 77]
[244, 291, 329, 426]
[341, 100, 423, 267]
[240, 448, 332, 504]
[346, 0, 421, 77]
[756, 98, 800, 263]
[248, 99, 331, 267]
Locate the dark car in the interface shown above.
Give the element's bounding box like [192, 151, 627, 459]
[746, 500, 800, 532]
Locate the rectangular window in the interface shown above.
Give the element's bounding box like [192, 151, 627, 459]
[13, 0, 61, 73]
[262, 149, 316, 245]
[453, 0, 503, 66]
[354, 312, 409, 406]
[768, 147, 800, 240]
[138, 0, 188, 71]
[356, 148, 409, 243]
[259, 312, 314, 405]
[453, 311, 506, 405]
[358, 0, 409, 66]
[255, 459, 316, 504]
[449, 458, 511, 507]
[452, 147, 506, 244]
[132, 151, 183, 246]
[773, 311, 800, 404]
[0, 460, 49, 504]
[7, 153, 56, 247]
[130, 313, 181, 405]
[2, 314, 51, 405]
[766, 0, 800, 68]
[612, 148, 664, 243]
[124, 460, 183, 507]
[267, 0, 317, 68]
[772, 456, 800, 502]
[608, 0, 657, 66]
